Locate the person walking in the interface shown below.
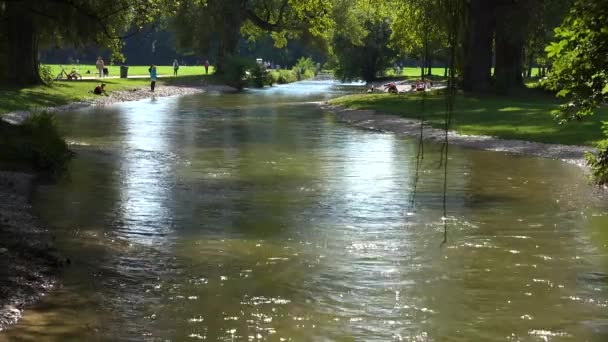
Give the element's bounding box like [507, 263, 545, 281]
[149, 65, 157, 92]
[96, 57, 104, 78]
[204, 60, 210, 75]
[172, 59, 179, 76]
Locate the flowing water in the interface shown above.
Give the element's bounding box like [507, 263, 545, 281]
[1, 81, 607, 341]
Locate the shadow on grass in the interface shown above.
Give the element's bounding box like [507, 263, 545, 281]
[330, 91, 608, 146]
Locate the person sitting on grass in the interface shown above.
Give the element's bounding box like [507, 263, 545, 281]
[383, 82, 398, 94]
[93, 83, 108, 96]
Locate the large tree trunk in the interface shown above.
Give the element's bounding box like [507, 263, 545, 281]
[213, 0, 245, 75]
[3, 1, 42, 86]
[494, 1, 529, 93]
[462, 0, 495, 92]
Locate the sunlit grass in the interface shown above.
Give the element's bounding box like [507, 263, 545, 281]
[329, 90, 608, 146]
[0, 74, 219, 114]
[44, 64, 215, 78]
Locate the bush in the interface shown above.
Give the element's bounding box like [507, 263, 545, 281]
[248, 63, 272, 88]
[0, 112, 72, 172]
[39, 65, 54, 84]
[302, 69, 315, 80]
[268, 70, 280, 84]
[586, 138, 608, 186]
[221, 56, 253, 90]
[278, 70, 298, 84]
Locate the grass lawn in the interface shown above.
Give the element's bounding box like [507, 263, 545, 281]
[390, 67, 544, 78]
[0, 74, 218, 114]
[44, 64, 215, 78]
[329, 89, 608, 146]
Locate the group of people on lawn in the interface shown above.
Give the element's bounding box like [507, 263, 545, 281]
[368, 80, 434, 94]
[92, 57, 211, 95]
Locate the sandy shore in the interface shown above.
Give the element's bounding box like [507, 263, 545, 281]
[321, 104, 594, 168]
[1, 83, 237, 125]
[0, 172, 64, 331]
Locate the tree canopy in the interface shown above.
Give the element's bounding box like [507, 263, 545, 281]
[330, 0, 397, 82]
[170, 0, 333, 73]
[0, 0, 166, 85]
[544, 0, 608, 184]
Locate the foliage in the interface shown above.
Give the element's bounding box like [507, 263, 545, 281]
[220, 55, 254, 90]
[248, 63, 272, 88]
[331, 0, 397, 83]
[39, 65, 54, 84]
[585, 138, 608, 186]
[268, 69, 298, 84]
[0, 113, 71, 172]
[0, 0, 171, 85]
[523, 0, 573, 76]
[171, 0, 333, 71]
[293, 57, 317, 80]
[543, 0, 608, 183]
[390, 0, 448, 74]
[544, 0, 608, 122]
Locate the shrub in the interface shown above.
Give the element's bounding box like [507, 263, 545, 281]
[0, 112, 72, 172]
[248, 63, 272, 88]
[268, 70, 280, 84]
[221, 55, 253, 90]
[39, 65, 54, 84]
[302, 69, 315, 80]
[586, 138, 608, 186]
[277, 70, 298, 84]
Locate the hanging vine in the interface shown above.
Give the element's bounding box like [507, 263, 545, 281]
[439, 0, 462, 247]
[407, 0, 461, 247]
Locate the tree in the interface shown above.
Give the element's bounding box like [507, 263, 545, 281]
[544, 0, 608, 184]
[332, 19, 396, 82]
[460, 0, 567, 93]
[523, 0, 573, 78]
[170, 0, 332, 74]
[390, 0, 448, 79]
[0, 0, 164, 86]
[461, 0, 496, 92]
[329, 0, 397, 82]
[493, 0, 534, 93]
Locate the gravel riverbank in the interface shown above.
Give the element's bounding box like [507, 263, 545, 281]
[0, 172, 63, 331]
[321, 104, 594, 168]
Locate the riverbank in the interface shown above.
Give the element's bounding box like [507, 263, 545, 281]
[329, 92, 608, 146]
[0, 74, 233, 117]
[0, 172, 64, 331]
[1, 80, 236, 125]
[321, 104, 594, 168]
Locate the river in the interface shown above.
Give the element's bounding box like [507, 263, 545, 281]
[1, 81, 607, 341]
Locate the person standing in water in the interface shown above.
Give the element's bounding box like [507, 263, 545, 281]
[149, 65, 157, 92]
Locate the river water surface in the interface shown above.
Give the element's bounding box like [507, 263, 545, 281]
[2, 81, 607, 341]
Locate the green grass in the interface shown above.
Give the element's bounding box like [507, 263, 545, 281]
[386, 67, 546, 78]
[45, 64, 214, 78]
[0, 74, 219, 114]
[329, 89, 608, 146]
